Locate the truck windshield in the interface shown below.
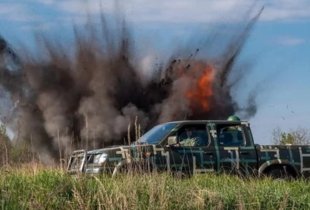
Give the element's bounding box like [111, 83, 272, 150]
[133, 123, 178, 145]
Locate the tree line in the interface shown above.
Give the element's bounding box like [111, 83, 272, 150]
[271, 126, 310, 145]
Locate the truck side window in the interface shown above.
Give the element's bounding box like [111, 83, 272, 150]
[177, 124, 209, 147]
[217, 124, 245, 146]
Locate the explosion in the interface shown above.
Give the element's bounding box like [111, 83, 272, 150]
[186, 64, 214, 112]
[0, 5, 263, 162]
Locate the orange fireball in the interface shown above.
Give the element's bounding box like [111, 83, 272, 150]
[186, 65, 214, 111]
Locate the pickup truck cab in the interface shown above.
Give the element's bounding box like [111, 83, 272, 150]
[67, 116, 310, 179]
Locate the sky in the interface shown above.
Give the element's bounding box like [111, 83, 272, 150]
[0, 0, 309, 145]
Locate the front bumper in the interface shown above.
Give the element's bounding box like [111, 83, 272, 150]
[68, 164, 115, 175]
[85, 166, 115, 174]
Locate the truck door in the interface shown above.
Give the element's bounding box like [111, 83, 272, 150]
[213, 122, 258, 176]
[167, 123, 216, 175]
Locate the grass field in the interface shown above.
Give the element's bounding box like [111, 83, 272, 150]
[1, 164, 310, 210]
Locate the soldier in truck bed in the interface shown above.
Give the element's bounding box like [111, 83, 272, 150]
[219, 115, 244, 146]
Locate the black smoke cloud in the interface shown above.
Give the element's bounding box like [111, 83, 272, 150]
[0, 6, 263, 161]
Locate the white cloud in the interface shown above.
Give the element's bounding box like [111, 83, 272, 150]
[56, 0, 258, 23]
[56, 0, 107, 15]
[27, 0, 55, 5]
[0, 3, 41, 22]
[277, 36, 306, 46]
[54, 0, 310, 23]
[2, 0, 310, 25]
[260, 0, 310, 21]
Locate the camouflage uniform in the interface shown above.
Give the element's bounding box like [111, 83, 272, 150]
[179, 136, 203, 147]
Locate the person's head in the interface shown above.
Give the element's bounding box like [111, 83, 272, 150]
[185, 127, 195, 137]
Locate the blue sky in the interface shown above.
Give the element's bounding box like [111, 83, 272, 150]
[0, 0, 309, 144]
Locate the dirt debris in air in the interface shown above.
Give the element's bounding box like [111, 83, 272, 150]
[0, 4, 264, 161]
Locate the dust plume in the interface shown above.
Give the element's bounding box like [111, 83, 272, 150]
[0, 5, 263, 161]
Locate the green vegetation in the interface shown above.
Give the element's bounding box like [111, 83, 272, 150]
[0, 125, 41, 166]
[272, 126, 310, 145]
[1, 166, 310, 210]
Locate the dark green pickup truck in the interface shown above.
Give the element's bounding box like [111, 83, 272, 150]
[67, 116, 310, 179]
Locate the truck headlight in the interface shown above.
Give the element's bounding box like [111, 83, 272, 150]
[95, 153, 107, 163]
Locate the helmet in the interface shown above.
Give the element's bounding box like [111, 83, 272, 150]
[227, 115, 240, 121]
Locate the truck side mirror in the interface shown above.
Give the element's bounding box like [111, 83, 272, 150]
[168, 136, 177, 145]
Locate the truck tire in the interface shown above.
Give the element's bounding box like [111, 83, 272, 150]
[265, 167, 293, 181]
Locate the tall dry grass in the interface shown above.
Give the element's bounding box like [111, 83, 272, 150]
[1, 164, 310, 210]
[1, 121, 309, 209]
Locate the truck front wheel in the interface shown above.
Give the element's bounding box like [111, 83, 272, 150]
[264, 166, 295, 181]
